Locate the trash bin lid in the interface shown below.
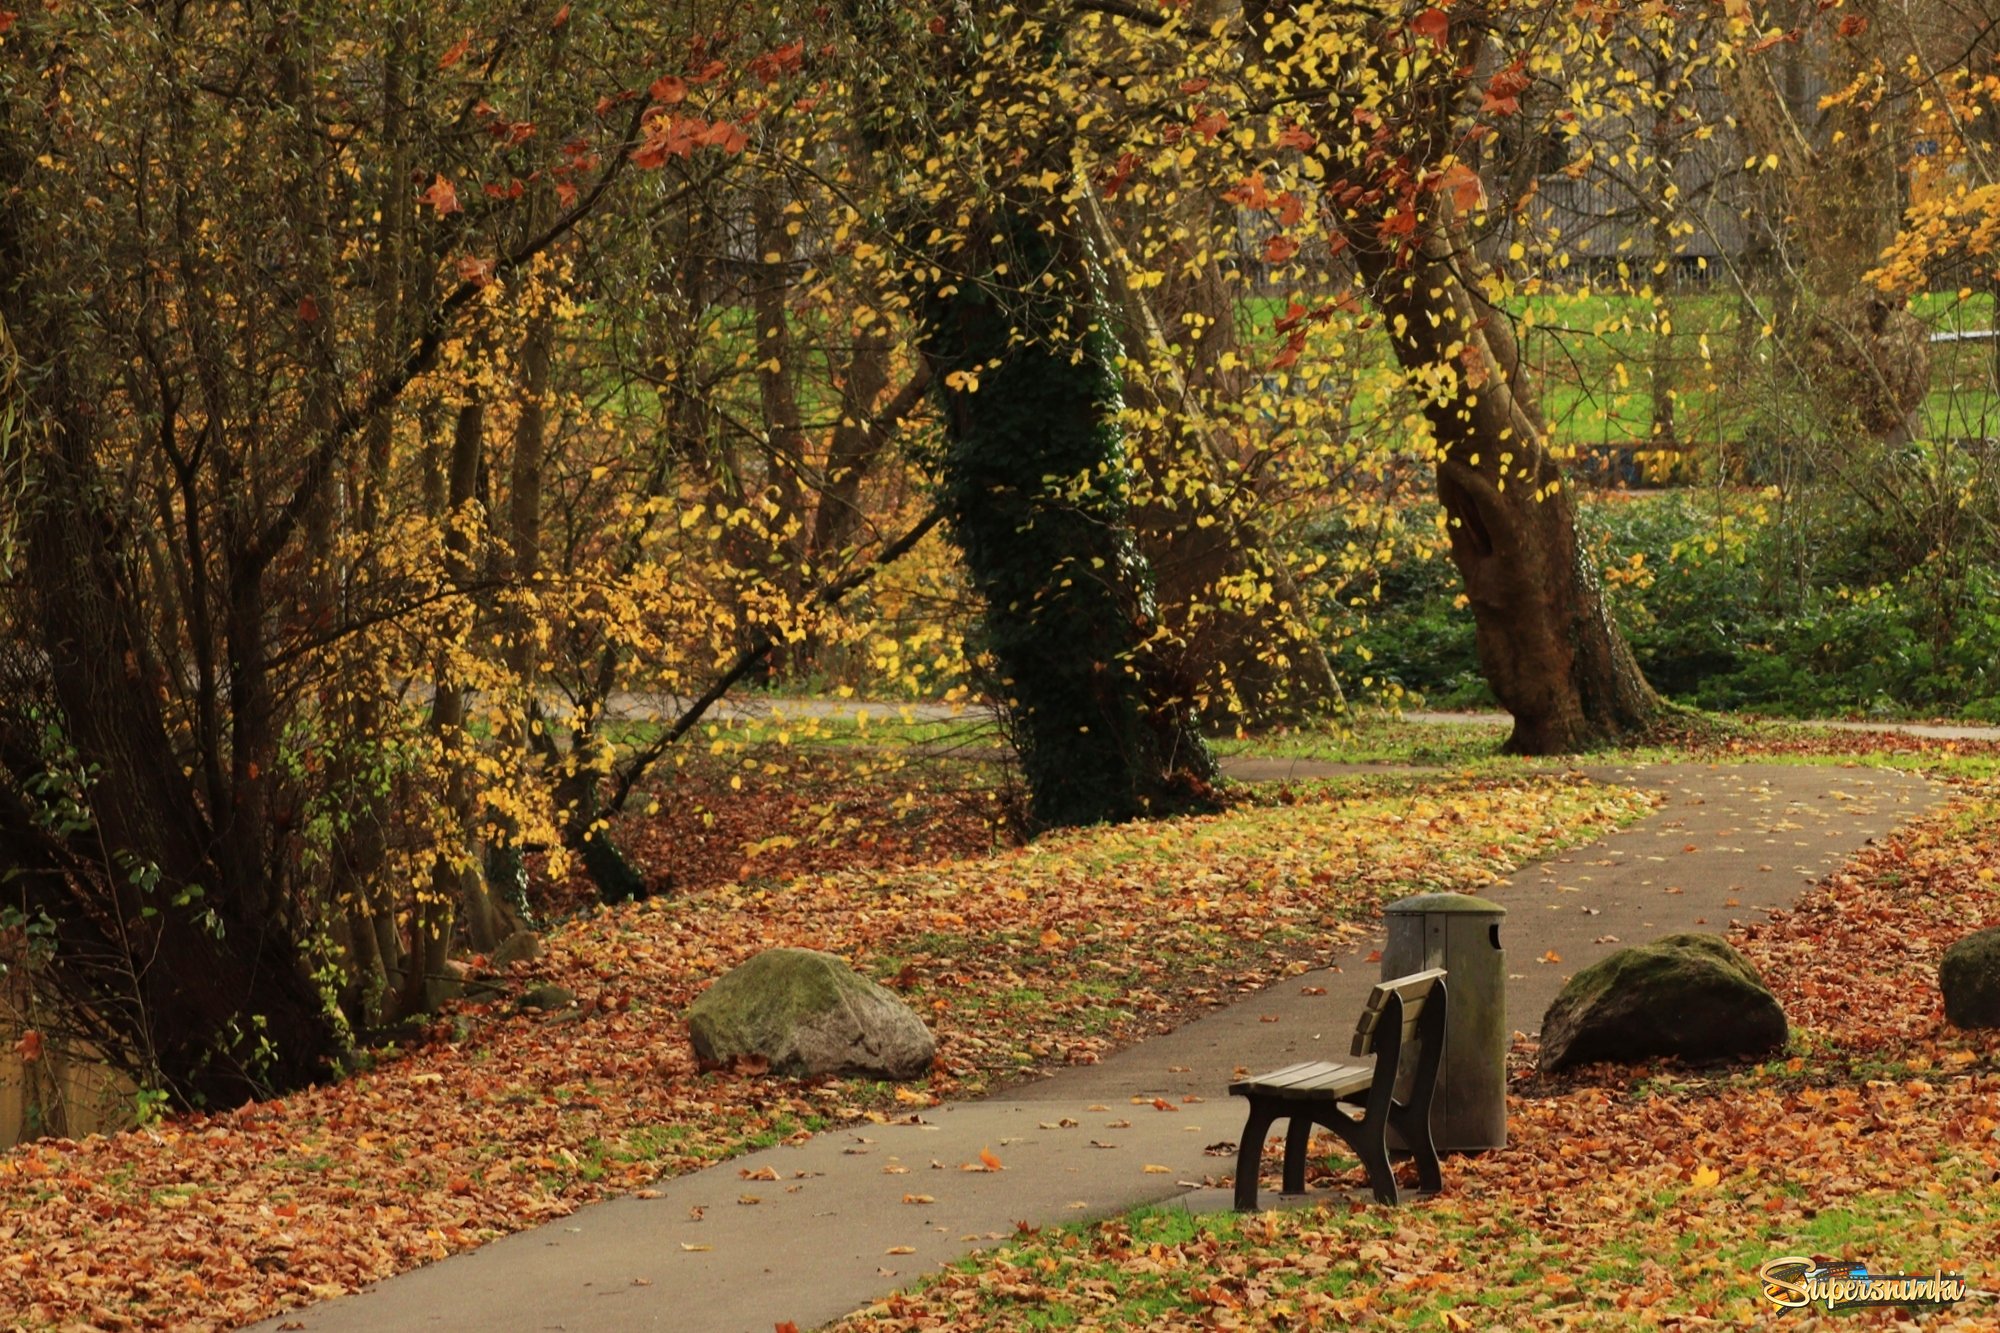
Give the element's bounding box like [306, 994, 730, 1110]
[1383, 891, 1506, 916]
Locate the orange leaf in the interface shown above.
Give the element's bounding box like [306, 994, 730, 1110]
[1438, 163, 1484, 212]
[1262, 235, 1300, 264]
[1411, 8, 1450, 48]
[777, 1324, 801, 1333]
[0, 11, 17, 36]
[1540, 950, 1562, 964]
[438, 33, 472, 71]
[650, 75, 688, 105]
[447, 1174, 473, 1195]
[979, 1146, 1003, 1171]
[420, 174, 461, 216]
[14, 1030, 40, 1062]
[1366, 949, 1383, 963]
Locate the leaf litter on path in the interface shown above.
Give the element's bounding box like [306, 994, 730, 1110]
[0, 770, 1644, 1330]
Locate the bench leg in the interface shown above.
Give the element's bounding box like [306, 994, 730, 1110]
[1394, 1107, 1442, 1195]
[1353, 1116, 1399, 1206]
[1281, 1115, 1312, 1196]
[1234, 1100, 1280, 1211]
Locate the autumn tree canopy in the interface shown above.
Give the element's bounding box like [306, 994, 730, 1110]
[0, 0, 1989, 1108]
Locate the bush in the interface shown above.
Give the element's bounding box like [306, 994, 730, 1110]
[1344, 487, 2000, 721]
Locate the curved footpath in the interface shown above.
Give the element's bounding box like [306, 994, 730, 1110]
[258, 759, 1943, 1333]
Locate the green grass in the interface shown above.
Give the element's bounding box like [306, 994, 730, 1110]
[1248, 286, 1998, 454]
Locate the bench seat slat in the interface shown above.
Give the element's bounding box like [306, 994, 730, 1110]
[1228, 1060, 1372, 1099]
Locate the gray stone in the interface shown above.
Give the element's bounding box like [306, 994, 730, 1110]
[1540, 933, 1787, 1072]
[687, 947, 935, 1081]
[517, 983, 577, 1013]
[1940, 926, 2000, 1029]
[492, 929, 543, 968]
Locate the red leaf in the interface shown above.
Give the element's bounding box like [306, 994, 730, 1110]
[14, 1030, 40, 1063]
[296, 294, 320, 324]
[1262, 235, 1299, 264]
[1837, 13, 1867, 35]
[1366, 948, 1383, 963]
[1277, 123, 1316, 151]
[0, 11, 17, 36]
[1193, 110, 1229, 141]
[650, 75, 687, 105]
[1411, 8, 1450, 49]
[777, 1324, 801, 1333]
[551, 3, 571, 29]
[1437, 162, 1484, 212]
[419, 174, 461, 215]
[438, 33, 472, 71]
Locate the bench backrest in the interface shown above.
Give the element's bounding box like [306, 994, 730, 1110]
[1350, 967, 1447, 1060]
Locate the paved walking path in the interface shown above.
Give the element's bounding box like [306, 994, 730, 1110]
[258, 757, 1944, 1333]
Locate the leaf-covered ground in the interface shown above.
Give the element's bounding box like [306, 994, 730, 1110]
[0, 771, 1643, 1331]
[835, 795, 2000, 1331]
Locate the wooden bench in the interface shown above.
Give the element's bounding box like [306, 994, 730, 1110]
[1228, 968, 1447, 1208]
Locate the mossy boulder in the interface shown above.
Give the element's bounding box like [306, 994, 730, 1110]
[1540, 933, 1787, 1072]
[687, 948, 935, 1080]
[1940, 927, 2000, 1030]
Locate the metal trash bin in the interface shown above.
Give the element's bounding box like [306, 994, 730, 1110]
[1381, 892, 1507, 1150]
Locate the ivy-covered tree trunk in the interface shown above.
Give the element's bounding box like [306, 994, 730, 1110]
[919, 214, 1215, 827]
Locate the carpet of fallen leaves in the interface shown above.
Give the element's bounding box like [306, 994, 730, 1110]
[836, 795, 2000, 1331]
[0, 770, 1642, 1331]
[529, 748, 1016, 919]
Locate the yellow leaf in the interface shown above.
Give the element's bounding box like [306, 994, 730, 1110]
[1691, 1164, 1720, 1190]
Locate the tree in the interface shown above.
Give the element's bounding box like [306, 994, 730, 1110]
[1222, 0, 1663, 752]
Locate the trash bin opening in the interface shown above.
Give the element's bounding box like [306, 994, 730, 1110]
[1489, 923, 1501, 949]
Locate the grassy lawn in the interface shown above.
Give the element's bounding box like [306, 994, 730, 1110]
[1247, 286, 1998, 454]
[836, 793, 2000, 1331]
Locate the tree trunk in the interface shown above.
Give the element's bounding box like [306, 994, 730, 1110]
[1084, 191, 1345, 725]
[920, 211, 1216, 826]
[1354, 215, 1661, 753]
[1241, 0, 1661, 752]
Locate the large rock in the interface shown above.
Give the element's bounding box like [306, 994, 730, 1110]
[1540, 933, 1787, 1072]
[1940, 927, 2000, 1029]
[687, 948, 935, 1080]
